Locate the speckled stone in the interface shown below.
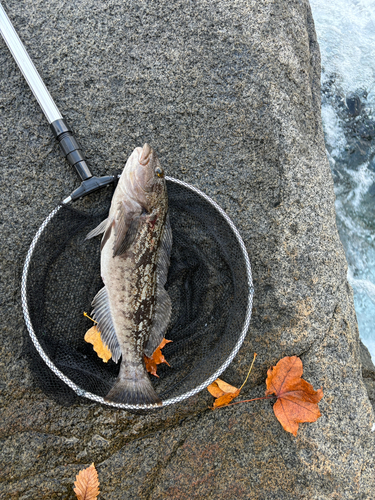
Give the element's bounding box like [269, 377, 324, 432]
[1, 0, 374, 499]
[360, 341, 375, 412]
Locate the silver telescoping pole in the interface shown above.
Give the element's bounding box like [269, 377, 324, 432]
[0, 2, 62, 123]
[0, 2, 116, 199]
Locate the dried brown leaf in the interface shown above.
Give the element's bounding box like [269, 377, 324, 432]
[212, 388, 241, 408]
[74, 463, 100, 500]
[144, 338, 172, 377]
[207, 354, 257, 409]
[265, 355, 324, 436]
[207, 380, 226, 398]
[207, 379, 240, 399]
[84, 325, 112, 363]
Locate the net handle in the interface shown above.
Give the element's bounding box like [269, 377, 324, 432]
[0, 2, 61, 123]
[0, 2, 116, 200]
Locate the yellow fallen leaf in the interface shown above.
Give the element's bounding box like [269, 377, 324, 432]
[84, 325, 112, 363]
[74, 463, 100, 500]
[207, 353, 257, 409]
[213, 389, 241, 409]
[207, 378, 241, 408]
[207, 379, 239, 398]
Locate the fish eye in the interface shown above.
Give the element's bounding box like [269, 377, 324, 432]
[155, 167, 164, 178]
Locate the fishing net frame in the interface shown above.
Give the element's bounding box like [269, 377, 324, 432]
[21, 176, 254, 411]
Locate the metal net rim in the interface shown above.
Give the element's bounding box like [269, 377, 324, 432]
[21, 176, 254, 410]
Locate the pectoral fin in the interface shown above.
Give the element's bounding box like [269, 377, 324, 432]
[101, 219, 115, 251]
[86, 218, 109, 240]
[113, 201, 142, 257]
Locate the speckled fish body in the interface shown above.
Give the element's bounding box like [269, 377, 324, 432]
[87, 144, 172, 406]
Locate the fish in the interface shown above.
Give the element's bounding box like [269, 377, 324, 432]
[86, 143, 172, 406]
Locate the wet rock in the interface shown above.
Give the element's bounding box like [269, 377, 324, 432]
[0, 0, 374, 499]
[360, 340, 375, 411]
[359, 121, 375, 141]
[346, 93, 362, 117]
[323, 82, 373, 168]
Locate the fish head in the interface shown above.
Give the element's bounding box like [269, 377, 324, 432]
[119, 143, 167, 211]
[136, 143, 165, 193]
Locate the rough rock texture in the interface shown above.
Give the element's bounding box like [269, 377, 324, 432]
[360, 341, 375, 412]
[1, 0, 374, 498]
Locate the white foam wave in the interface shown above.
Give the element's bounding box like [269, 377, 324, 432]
[348, 269, 375, 306]
[310, 0, 375, 98]
[341, 162, 375, 209]
[311, 0, 375, 363]
[321, 103, 347, 157]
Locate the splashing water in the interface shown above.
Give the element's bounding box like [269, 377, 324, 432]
[310, 0, 375, 362]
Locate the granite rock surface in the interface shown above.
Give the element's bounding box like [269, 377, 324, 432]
[1, 0, 374, 498]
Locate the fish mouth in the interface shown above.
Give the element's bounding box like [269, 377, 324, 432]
[135, 143, 158, 194]
[122, 144, 160, 199]
[139, 143, 152, 166]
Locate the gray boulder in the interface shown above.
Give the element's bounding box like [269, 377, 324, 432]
[1, 0, 374, 498]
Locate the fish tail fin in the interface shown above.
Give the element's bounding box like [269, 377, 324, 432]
[105, 363, 162, 406]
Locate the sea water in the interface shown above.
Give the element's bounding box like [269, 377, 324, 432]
[309, 0, 375, 362]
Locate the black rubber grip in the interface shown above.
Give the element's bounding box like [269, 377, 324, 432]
[50, 118, 93, 181]
[58, 134, 80, 156]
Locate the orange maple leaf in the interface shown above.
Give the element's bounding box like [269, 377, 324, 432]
[84, 325, 112, 363]
[207, 353, 257, 408]
[144, 338, 172, 377]
[265, 355, 324, 436]
[74, 463, 100, 500]
[207, 379, 241, 408]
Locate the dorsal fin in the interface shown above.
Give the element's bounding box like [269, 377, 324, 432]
[91, 286, 121, 363]
[144, 215, 172, 357]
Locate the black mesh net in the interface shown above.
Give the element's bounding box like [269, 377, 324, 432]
[23, 179, 252, 408]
